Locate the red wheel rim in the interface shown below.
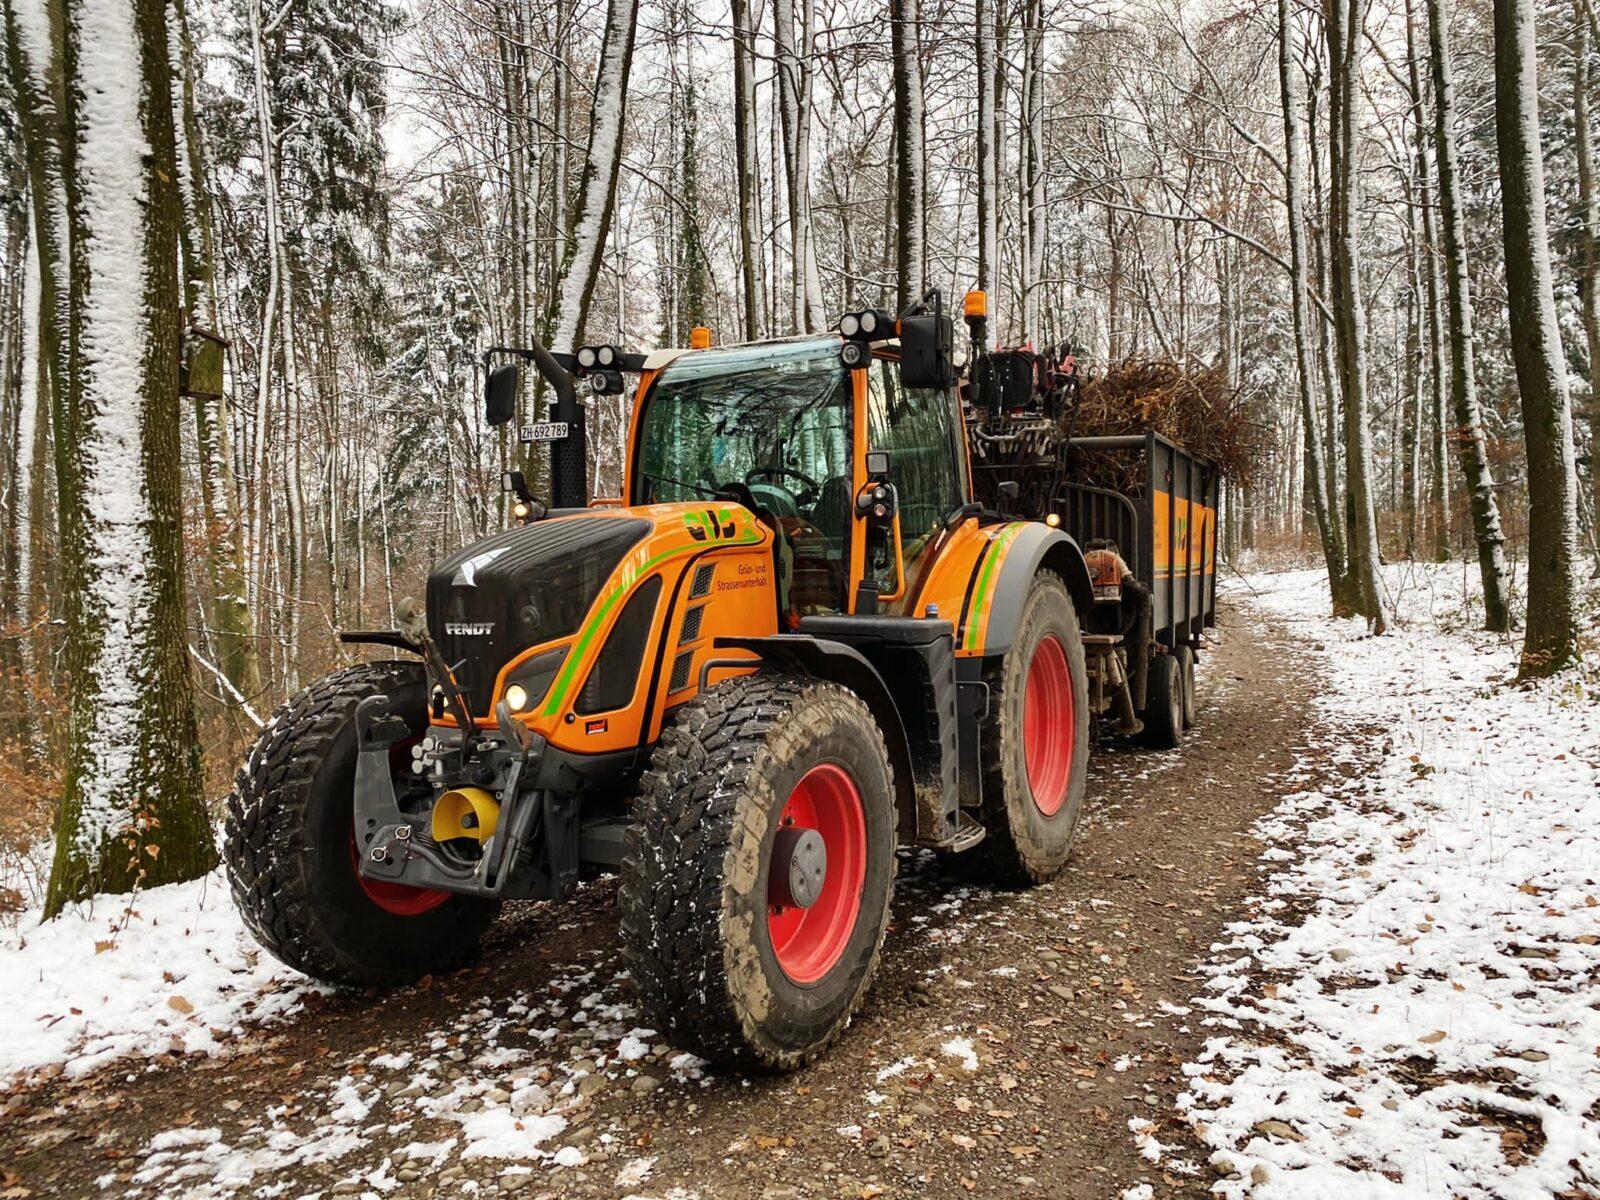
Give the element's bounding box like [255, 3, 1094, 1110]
[350, 735, 451, 917]
[1022, 634, 1075, 816]
[767, 763, 867, 985]
[349, 833, 452, 916]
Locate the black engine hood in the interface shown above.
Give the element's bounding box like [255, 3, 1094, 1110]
[426, 515, 651, 714]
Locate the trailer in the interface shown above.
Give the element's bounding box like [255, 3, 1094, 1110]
[963, 345, 1220, 747]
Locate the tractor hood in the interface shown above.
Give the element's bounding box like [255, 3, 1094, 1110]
[426, 514, 652, 713]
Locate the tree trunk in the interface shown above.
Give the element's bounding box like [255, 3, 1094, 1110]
[1572, 0, 1600, 570]
[550, 0, 638, 350]
[773, 0, 823, 330]
[1427, 0, 1512, 628]
[1493, 0, 1582, 673]
[731, 0, 765, 340]
[172, 0, 258, 699]
[1324, 0, 1389, 632]
[33, 0, 214, 915]
[891, 0, 925, 311]
[975, 0, 998, 332]
[1279, 0, 1347, 604]
[1020, 0, 1044, 338]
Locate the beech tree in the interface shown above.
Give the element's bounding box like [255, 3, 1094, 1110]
[1428, 0, 1512, 631]
[6, 0, 214, 915]
[1494, 0, 1582, 673]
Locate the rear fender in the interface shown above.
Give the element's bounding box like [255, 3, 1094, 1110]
[715, 635, 918, 843]
[962, 523, 1093, 657]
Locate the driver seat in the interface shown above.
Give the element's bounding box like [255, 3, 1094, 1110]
[809, 474, 852, 553]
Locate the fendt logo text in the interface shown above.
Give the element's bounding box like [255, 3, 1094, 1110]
[445, 622, 494, 637]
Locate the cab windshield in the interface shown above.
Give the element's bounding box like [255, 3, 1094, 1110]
[633, 338, 852, 530]
[634, 337, 853, 613]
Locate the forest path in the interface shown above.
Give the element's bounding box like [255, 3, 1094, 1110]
[0, 597, 1357, 1200]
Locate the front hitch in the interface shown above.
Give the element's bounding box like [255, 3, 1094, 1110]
[352, 695, 548, 898]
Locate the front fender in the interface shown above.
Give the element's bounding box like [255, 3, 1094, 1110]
[961, 523, 1092, 657]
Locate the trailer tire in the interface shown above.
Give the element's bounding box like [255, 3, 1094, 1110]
[1175, 644, 1197, 728]
[1138, 654, 1184, 750]
[966, 571, 1090, 887]
[224, 661, 499, 988]
[620, 674, 895, 1071]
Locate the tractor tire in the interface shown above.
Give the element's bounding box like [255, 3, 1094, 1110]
[966, 571, 1090, 887]
[1175, 644, 1197, 729]
[224, 661, 499, 988]
[1138, 653, 1184, 750]
[620, 674, 895, 1071]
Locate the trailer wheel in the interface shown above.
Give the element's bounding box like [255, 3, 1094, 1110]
[224, 661, 499, 988]
[967, 571, 1090, 886]
[1138, 654, 1184, 749]
[1175, 644, 1197, 729]
[620, 674, 895, 1070]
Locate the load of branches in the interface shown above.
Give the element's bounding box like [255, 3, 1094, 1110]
[1066, 359, 1267, 485]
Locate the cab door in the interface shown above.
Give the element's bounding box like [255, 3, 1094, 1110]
[850, 357, 968, 614]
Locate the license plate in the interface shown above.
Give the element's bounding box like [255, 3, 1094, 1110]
[519, 421, 569, 443]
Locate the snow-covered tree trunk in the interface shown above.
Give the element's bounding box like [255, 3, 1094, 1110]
[28, 0, 213, 915]
[246, 0, 280, 640]
[1325, 0, 1388, 632]
[732, 0, 765, 340]
[1427, 0, 1512, 631]
[1279, 0, 1346, 606]
[550, 0, 638, 351]
[890, 0, 924, 311]
[1572, 0, 1600, 566]
[1493, 0, 1582, 674]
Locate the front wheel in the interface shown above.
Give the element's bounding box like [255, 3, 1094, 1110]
[224, 661, 499, 987]
[620, 675, 896, 1070]
[967, 571, 1090, 886]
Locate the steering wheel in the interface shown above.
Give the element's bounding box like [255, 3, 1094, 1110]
[745, 465, 820, 508]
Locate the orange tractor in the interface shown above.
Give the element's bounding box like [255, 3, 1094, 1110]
[225, 291, 1217, 1069]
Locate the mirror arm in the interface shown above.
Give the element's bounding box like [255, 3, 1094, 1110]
[483, 341, 580, 421]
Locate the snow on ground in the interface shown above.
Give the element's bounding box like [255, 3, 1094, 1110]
[128, 952, 710, 1195]
[1133, 563, 1600, 1198]
[0, 866, 313, 1084]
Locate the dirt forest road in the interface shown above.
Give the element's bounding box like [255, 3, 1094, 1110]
[1, 598, 1354, 1200]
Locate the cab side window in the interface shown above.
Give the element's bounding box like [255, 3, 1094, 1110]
[866, 360, 966, 581]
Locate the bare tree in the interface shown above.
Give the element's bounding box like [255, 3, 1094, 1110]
[1494, 0, 1582, 673]
[1279, 0, 1346, 607]
[1324, 0, 1388, 631]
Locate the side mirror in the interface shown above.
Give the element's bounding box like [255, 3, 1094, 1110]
[899, 313, 954, 389]
[485, 362, 519, 426]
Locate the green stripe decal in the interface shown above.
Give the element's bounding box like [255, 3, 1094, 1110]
[963, 523, 1026, 651]
[538, 532, 762, 717]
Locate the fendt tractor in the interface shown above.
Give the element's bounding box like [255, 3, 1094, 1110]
[224, 290, 1218, 1069]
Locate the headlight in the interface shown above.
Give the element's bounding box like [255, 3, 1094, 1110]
[576, 345, 598, 369]
[499, 646, 568, 716]
[597, 344, 616, 366]
[839, 312, 860, 338]
[859, 309, 879, 335]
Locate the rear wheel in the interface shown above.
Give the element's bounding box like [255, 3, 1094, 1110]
[1138, 653, 1184, 749]
[967, 572, 1090, 886]
[1175, 644, 1197, 729]
[620, 675, 895, 1070]
[224, 661, 498, 987]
